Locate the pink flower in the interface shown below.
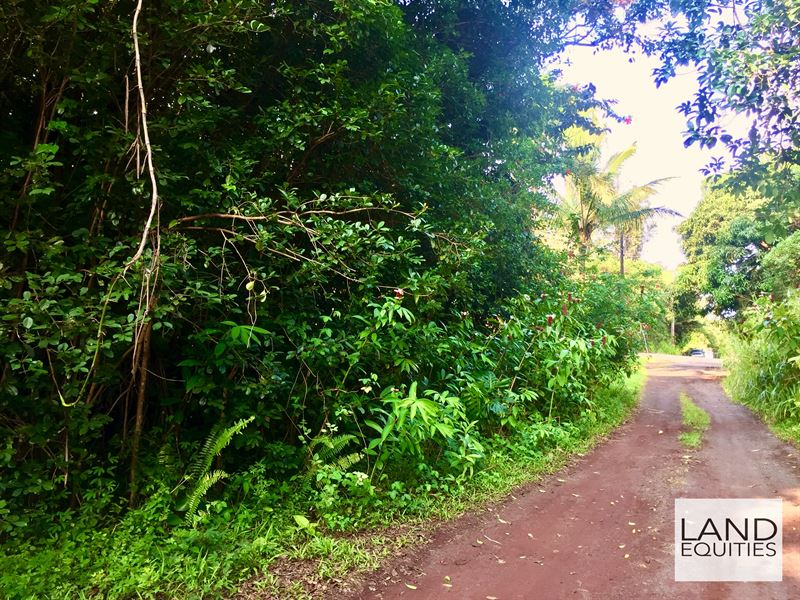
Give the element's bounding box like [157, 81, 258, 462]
[623, 116, 632, 125]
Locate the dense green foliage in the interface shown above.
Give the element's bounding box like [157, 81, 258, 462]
[18, 0, 800, 595]
[676, 165, 799, 319]
[675, 183, 766, 318]
[0, 0, 586, 524]
[760, 230, 800, 296]
[0, 1, 683, 596]
[725, 293, 800, 421]
[6, 0, 800, 593]
[676, 169, 799, 428]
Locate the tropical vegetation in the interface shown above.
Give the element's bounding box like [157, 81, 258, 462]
[1, 0, 798, 597]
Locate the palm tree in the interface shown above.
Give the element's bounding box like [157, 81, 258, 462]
[555, 131, 679, 275]
[606, 180, 680, 276]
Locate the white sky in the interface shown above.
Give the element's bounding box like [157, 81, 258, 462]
[554, 46, 712, 271]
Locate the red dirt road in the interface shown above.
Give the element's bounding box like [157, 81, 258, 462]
[352, 354, 800, 599]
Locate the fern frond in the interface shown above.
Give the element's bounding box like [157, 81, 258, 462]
[178, 415, 253, 523]
[309, 433, 356, 464]
[185, 470, 228, 523]
[187, 416, 254, 483]
[333, 452, 363, 472]
[302, 432, 363, 485]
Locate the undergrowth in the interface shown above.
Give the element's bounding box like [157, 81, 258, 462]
[0, 368, 645, 599]
[723, 292, 800, 446]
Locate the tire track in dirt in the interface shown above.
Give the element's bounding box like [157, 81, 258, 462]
[347, 354, 800, 599]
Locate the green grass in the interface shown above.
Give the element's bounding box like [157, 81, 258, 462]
[722, 337, 800, 449]
[725, 373, 800, 448]
[766, 420, 800, 447]
[678, 392, 710, 449]
[0, 366, 647, 600]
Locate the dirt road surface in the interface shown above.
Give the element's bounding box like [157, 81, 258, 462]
[350, 354, 800, 599]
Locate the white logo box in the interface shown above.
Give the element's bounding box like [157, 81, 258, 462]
[675, 498, 782, 582]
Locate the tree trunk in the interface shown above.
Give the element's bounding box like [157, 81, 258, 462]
[619, 231, 625, 277]
[128, 321, 152, 506]
[671, 313, 676, 346]
[580, 227, 592, 248]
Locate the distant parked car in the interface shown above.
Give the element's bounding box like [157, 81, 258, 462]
[688, 349, 705, 357]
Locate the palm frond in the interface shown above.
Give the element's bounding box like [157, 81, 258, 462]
[603, 144, 637, 176]
[605, 205, 683, 226]
[585, 173, 616, 204]
[617, 177, 674, 203]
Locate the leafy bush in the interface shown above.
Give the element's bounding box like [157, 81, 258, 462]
[725, 292, 800, 421]
[760, 230, 800, 296]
